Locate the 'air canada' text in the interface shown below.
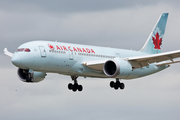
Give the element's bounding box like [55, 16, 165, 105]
[48, 44, 95, 53]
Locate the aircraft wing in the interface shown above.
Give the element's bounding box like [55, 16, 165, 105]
[83, 50, 180, 70]
[126, 50, 180, 69]
[4, 48, 13, 57]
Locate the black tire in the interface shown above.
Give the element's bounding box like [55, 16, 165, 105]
[74, 83, 78, 88]
[120, 83, 125, 90]
[114, 84, 119, 90]
[78, 85, 83, 91]
[68, 83, 73, 90]
[110, 81, 115, 88]
[72, 83, 78, 92]
[72, 85, 77, 92]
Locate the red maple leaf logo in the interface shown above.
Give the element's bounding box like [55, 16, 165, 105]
[152, 32, 162, 49]
[48, 44, 54, 50]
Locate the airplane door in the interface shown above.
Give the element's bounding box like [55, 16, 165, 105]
[69, 51, 74, 60]
[39, 46, 46, 57]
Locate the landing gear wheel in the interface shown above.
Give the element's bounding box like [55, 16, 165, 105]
[114, 84, 119, 90]
[78, 85, 83, 91]
[110, 79, 125, 90]
[68, 83, 73, 90]
[120, 83, 125, 90]
[116, 81, 120, 87]
[110, 81, 115, 88]
[72, 86, 77, 92]
[74, 83, 78, 88]
[68, 76, 83, 92]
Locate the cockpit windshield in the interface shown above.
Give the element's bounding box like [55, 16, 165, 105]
[17, 48, 24, 52]
[16, 48, 31, 52]
[24, 48, 31, 52]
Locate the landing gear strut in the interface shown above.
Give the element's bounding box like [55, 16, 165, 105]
[110, 78, 125, 90]
[68, 76, 83, 92]
[25, 70, 34, 82]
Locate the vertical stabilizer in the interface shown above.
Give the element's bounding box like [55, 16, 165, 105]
[140, 13, 169, 54]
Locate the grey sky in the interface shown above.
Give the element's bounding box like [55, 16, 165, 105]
[1, 0, 180, 120]
[0, 0, 173, 13]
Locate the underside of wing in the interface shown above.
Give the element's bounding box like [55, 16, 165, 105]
[126, 50, 180, 69]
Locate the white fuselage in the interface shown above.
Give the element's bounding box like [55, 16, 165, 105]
[11, 40, 168, 80]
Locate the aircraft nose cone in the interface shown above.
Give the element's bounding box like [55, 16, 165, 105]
[11, 54, 22, 67]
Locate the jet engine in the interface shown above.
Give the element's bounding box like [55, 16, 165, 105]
[17, 68, 46, 83]
[103, 59, 132, 78]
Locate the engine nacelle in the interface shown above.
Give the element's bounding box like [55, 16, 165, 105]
[103, 59, 132, 78]
[17, 68, 46, 83]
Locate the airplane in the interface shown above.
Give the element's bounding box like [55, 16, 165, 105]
[4, 13, 180, 92]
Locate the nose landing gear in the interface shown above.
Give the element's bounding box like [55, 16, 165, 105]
[68, 76, 83, 92]
[24, 70, 34, 82]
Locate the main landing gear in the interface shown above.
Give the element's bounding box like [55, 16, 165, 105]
[68, 76, 83, 92]
[110, 78, 125, 90]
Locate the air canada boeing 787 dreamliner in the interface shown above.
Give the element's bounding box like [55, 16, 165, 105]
[4, 13, 180, 92]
